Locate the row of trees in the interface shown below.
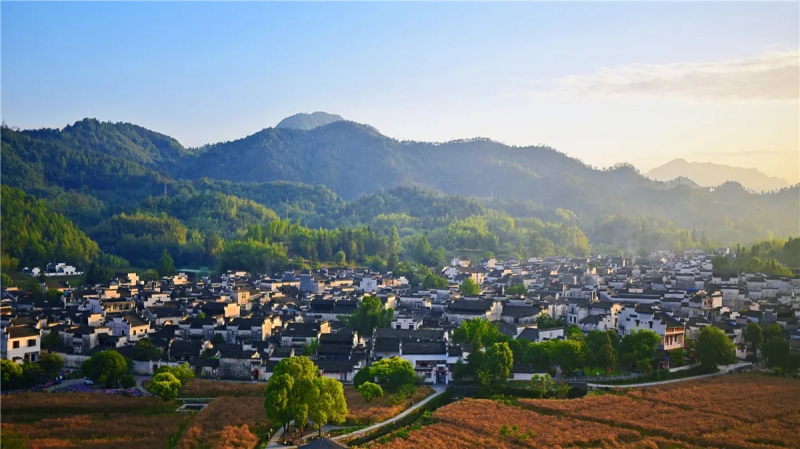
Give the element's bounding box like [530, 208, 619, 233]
[1, 353, 64, 391]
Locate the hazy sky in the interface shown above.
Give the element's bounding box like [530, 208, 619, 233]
[3, 2, 798, 183]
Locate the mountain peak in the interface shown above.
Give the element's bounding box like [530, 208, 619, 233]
[276, 112, 344, 130]
[647, 159, 789, 192]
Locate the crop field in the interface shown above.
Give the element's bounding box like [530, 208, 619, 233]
[178, 397, 266, 449]
[366, 374, 800, 449]
[344, 385, 434, 424]
[180, 379, 266, 398]
[1, 393, 187, 449]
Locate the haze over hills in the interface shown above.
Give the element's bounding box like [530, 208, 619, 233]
[275, 111, 344, 130]
[2, 114, 799, 271]
[647, 159, 791, 193]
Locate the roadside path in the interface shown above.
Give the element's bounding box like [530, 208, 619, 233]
[587, 362, 754, 389]
[265, 384, 446, 449]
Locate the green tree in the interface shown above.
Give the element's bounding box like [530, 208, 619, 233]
[333, 250, 346, 265]
[266, 356, 319, 435]
[265, 374, 294, 440]
[452, 318, 502, 349]
[387, 252, 399, 272]
[670, 348, 687, 367]
[697, 326, 737, 369]
[459, 277, 480, 296]
[477, 342, 513, 395]
[552, 340, 587, 374]
[43, 289, 62, 307]
[41, 330, 63, 351]
[81, 350, 129, 387]
[141, 269, 160, 282]
[154, 363, 194, 386]
[1, 359, 23, 390]
[370, 356, 416, 393]
[38, 352, 64, 378]
[421, 273, 449, 290]
[309, 376, 348, 437]
[762, 323, 783, 341]
[761, 338, 795, 371]
[211, 333, 227, 345]
[535, 314, 564, 329]
[744, 322, 764, 358]
[353, 366, 373, 388]
[566, 325, 585, 342]
[132, 339, 161, 361]
[341, 296, 394, 338]
[157, 248, 176, 277]
[149, 372, 181, 401]
[619, 330, 661, 372]
[587, 331, 616, 373]
[357, 381, 384, 403]
[302, 337, 321, 358]
[504, 283, 529, 295]
[413, 236, 431, 264]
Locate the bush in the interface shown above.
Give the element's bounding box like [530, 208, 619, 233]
[121, 374, 137, 388]
[149, 372, 182, 401]
[357, 382, 384, 403]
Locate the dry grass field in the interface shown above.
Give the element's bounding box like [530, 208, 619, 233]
[366, 374, 800, 449]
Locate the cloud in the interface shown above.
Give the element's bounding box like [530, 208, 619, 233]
[526, 50, 799, 102]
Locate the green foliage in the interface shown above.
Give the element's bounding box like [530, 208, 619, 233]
[211, 333, 226, 345]
[619, 330, 661, 372]
[266, 356, 319, 433]
[477, 342, 514, 395]
[0, 429, 27, 449]
[154, 363, 194, 386]
[697, 326, 737, 368]
[357, 381, 384, 403]
[459, 277, 481, 296]
[566, 325, 585, 342]
[763, 323, 783, 341]
[535, 314, 564, 329]
[341, 296, 394, 338]
[132, 339, 162, 361]
[452, 318, 502, 349]
[1, 185, 100, 267]
[762, 338, 800, 372]
[41, 330, 63, 351]
[1, 359, 23, 391]
[504, 283, 529, 295]
[421, 273, 449, 290]
[370, 356, 416, 393]
[744, 322, 764, 355]
[38, 352, 64, 378]
[353, 366, 373, 388]
[157, 248, 176, 277]
[150, 372, 181, 401]
[586, 330, 617, 372]
[81, 350, 129, 387]
[309, 376, 348, 437]
[121, 374, 137, 388]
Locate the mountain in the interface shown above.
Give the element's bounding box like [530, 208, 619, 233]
[647, 159, 790, 192]
[2, 118, 799, 253]
[275, 112, 344, 130]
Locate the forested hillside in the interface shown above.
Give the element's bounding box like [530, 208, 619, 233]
[1, 117, 798, 275]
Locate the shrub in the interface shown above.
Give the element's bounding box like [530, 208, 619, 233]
[150, 372, 182, 401]
[358, 382, 384, 403]
[121, 374, 136, 389]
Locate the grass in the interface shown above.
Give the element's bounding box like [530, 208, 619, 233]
[344, 385, 434, 424]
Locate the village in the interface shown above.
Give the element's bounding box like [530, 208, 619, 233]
[2, 250, 800, 448]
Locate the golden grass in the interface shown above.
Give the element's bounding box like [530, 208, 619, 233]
[178, 397, 268, 449]
[344, 385, 434, 424]
[180, 379, 266, 398]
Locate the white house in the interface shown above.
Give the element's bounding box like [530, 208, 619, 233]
[1, 325, 41, 363]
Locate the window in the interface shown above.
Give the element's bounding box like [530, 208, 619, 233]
[13, 341, 20, 349]
[27, 339, 36, 347]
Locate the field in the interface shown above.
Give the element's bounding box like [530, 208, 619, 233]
[344, 385, 434, 424]
[366, 374, 800, 449]
[1, 393, 187, 449]
[178, 397, 266, 449]
[180, 379, 265, 398]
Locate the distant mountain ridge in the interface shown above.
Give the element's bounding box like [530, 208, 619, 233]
[2, 116, 799, 248]
[276, 111, 344, 130]
[647, 159, 790, 192]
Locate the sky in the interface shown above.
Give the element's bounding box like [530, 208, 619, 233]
[2, 2, 799, 183]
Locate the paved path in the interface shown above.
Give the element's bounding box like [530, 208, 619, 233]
[45, 379, 83, 392]
[587, 362, 754, 389]
[135, 375, 154, 396]
[266, 385, 447, 448]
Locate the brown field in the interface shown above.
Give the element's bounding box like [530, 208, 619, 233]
[520, 394, 742, 439]
[0, 392, 170, 418]
[178, 397, 267, 449]
[369, 399, 640, 449]
[366, 374, 800, 449]
[1, 409, 187, 449]
[180, 379, 266, 397]
[629, 373, 800, 422]
[344, 385, 434, 424]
